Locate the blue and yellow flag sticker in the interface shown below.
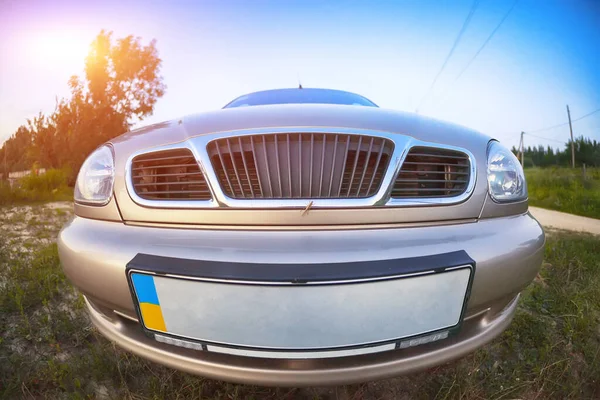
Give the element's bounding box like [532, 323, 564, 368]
[131, 274, 167, 332]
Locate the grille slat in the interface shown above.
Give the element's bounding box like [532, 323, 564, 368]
[136, 154, 196, 163]
[215, 142, 234, 196]
[131, 149, 211, 200]
[229, 138, 245, 198]
[407, 153, 467, 160]
[347, 136, 363, 197]
[319, 133, 326, 197]
[140, 190, 211, 195]
[298, 133, 303, 197]
[286, 135, 291, 197]
[358, 137, 375, 196]
[134, 181, 208, 187]
[309, 133, 314, 197]
[367, 138, 386, 195]
[397, 171, 470, 176]
[327, 135, 339, 197]
[393, 188, 464, 192]
[132, 163, 200, 171]
[392, 147, 470, 199]
[338, 136, 351, 197]
[239, 137, 256, 198]
[261, 136, 273, 197]
[402, 161, 469, 167]
[249, 136, 264, 197]
[274, 134, 282, 197]
[208, 133, 393, 200]
[133, 172, 203, 178]
[394, 179, 468, 184]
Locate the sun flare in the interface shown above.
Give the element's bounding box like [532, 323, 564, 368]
[29, 30, 90, 69]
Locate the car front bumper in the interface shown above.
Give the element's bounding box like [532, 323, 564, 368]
[58, 212, 544, 385]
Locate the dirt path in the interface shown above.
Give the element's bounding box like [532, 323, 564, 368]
[529, 206, 600, 235]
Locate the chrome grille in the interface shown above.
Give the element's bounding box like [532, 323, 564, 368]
[392, 147, 470, 198]
[207, 133, 394, 199]
[131, 149, 211, 200]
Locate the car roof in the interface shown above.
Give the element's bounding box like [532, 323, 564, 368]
[223, 88, 378, 108]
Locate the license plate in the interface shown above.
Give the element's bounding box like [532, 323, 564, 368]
[129, 267, 471, 351]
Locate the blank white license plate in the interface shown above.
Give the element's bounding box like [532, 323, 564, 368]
[129, 267, 471, 350]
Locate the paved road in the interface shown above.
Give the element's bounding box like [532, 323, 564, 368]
[529, 207, 600, 235]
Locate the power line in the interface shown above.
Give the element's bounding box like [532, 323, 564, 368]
[414, 0, 480, 112]
[572, 107, 600, 123]
[452, 0, 519, 85]
[525, 133, 566, 145]
[528, 107, 600, 133]
[498, 106, 600, 138]
[529, 121, 568, 133]
[425, 0, 519, 110]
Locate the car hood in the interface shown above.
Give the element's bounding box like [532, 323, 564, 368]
[111, 104, 493, 154]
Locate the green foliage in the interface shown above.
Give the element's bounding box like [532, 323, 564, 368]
[512, 136, 600, 168]
[0, 126, 33, 172]
[0, 30, 165, 180]
[0, 169, 73, 205]
[0, 244, 65, 314]
[19, 168, 70, 193]
[526, 167, 600, 218]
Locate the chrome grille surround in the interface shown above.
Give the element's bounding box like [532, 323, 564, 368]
[131, 149, 212, 200]
[207, 133, 394, 199]
[125, 127, 477, 209]
[391, 147, 471, 199]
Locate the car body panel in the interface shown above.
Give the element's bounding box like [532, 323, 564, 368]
[110, 104, 492, 151]
[74, 197, 122, 221]
[58, 212, 544, 326]
[84, 292, 519, 386]
[108, 104, 496, 225]
[479, 196, 528, 219]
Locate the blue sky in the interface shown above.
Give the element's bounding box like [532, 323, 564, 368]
[1, 0, 599, 151]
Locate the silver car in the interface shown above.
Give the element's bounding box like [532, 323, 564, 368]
[58, 88, 544, 386]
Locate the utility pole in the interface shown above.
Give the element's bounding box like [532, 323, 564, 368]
[519, 131, 524, 165]
[566, 105, 575, 168]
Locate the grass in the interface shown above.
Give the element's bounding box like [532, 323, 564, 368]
[0, 169, 73, 206]
[1, 205, 599, 399]
[526, 166, 600, 219]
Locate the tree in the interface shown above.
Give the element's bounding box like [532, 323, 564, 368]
[512, 135, 600, 168]
[85, 31, 165, 122]
[0, 30, 165, 179]
[0, 126, 34, 177]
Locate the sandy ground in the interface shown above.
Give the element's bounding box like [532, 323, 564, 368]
[530, 206, 600, 235]
[0, 201, 74, 252]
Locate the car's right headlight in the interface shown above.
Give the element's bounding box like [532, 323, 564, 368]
[74, 145, 115, 205]
[486, 141, 527, 202]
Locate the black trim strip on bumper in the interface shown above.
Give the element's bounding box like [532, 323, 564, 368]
[128, 250, 474, 284]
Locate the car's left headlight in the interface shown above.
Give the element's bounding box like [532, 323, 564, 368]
[74, 145, 115, 205]
[486, 141, 527, 202]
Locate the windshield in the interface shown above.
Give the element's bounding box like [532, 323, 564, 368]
[224, 88, 378, 108]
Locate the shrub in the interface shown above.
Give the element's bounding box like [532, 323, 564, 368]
[20, 168, 70, 192]
[0, 168, 73, 205]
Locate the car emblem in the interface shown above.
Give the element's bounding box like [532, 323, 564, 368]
[301, 201, 314, 216]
